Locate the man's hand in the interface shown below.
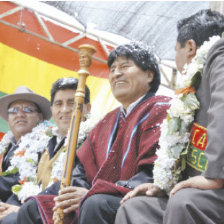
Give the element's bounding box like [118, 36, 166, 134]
[170, 176, 224, 197]
[0, 202, 19, 220]
[53, 186, 88, 214]
[120, 183, 165, 204]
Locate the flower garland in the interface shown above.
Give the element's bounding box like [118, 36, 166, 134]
[153, 35, 221, 194]
[12, 114, 100, 203]
[0, 121, 52, 203]
[10, 123, 54, 203]
[0, 121, 52, 177]
[48, 114, 100, 186]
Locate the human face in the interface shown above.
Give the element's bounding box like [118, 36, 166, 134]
[51, 89, 90, 137]
[109, 57, 153, 109]
[51, 89, 75, 137]
[8, 100, 42, 142]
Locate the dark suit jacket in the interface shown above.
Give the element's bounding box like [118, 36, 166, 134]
[186, 38, 224, 179]
[0, 143, 20, 202]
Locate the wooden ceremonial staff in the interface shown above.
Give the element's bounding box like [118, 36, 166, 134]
[54, 44, 96, 224]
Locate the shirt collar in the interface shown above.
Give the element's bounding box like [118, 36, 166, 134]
[120, 94, 145, 118]
[11, 135, 17, 146]
[54, 132, 65, 146]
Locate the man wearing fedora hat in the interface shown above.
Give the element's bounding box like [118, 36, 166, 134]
[0, 86, 51, 203]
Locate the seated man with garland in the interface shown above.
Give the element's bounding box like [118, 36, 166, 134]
[0, 78, 94, 224]
[0, 86, 51, 220]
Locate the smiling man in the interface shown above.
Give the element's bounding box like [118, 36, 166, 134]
[109, 57, 154, 109]
[0, 86, 51, 224]
[0, 86, 51, 203]
[17, 42, 170, 224]
[37, 77, 91, 190]
[7, 101, 43, 142]
[76, 42, 170, 224]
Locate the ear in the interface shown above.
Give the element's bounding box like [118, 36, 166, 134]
[38, 113, 44, 122]
[146, 71, 154, 85]
[86, 103, 91, 114]
[82, 103, 91, 121]
[185, 39, 197, 61]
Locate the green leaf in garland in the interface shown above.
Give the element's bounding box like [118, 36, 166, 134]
[1, 166, 18, 176]
[168, 117, 181, 135]
[27, 177, 37, 183]
[167, 114, 171, 122]
[45, 128, 53, 137]
[12, 184, 22, 195]
[179, 120, 189, 135]
[190, 71, 201, 90]
[180, 142, 190, 171]
[182, 93, 200, 110]
[27, 158, 37, 165]
[170, 144, 185, 158]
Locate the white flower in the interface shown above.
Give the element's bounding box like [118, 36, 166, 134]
[186, 61, 199, 78]
[17, 182, 42, 203]
[50, 149, 66, 184]
[196, 36, 220, 64]
[168, 97, 190, 118]
[182, 114, 194, 124]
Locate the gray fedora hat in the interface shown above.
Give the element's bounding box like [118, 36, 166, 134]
[0, 86, 52, 121]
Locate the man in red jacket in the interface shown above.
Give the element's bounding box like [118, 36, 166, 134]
[17, 41, 170, 224]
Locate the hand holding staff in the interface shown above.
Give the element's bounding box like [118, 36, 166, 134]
[54, 44, 96, 224]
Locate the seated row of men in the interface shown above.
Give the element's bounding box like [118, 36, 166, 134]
[0, 40, 170, 224]
[0, 8, 224, 224]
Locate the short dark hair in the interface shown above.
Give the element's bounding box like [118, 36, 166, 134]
[177, 9, 224, 47]
[107, 42, 161, 93]
[50, 77, 90, 105]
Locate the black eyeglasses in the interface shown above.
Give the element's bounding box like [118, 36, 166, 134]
[8, 106, 39, 115]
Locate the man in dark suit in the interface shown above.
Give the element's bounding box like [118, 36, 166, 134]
[0, 86, 51, 202]
[0, 86, 51, 222]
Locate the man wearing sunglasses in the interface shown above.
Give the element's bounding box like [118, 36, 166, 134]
[0, 86, 51, 204]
